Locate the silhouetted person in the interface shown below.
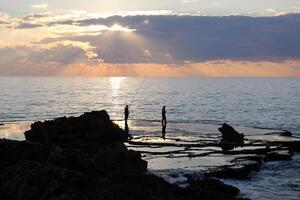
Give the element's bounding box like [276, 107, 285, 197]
[125, 105, 129, 122]
[162, 106, 167, 126]
[162, 106, 167, 139]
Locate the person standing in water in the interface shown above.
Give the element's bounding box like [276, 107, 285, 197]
[162, 106, 167, 139]
[124, 105, 131, 139]
[125, 105, 129, 122]
[162, 106, 167, 126]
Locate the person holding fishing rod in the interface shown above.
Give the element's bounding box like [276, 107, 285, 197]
[124, 78, 145, 139]
[124, 105, 131, 139]
[125, 105, 129, 123]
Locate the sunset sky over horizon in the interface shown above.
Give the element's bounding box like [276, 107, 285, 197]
[1, 1, 300, 77]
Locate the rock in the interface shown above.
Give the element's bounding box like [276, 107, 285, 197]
[279, 130, 292, 137]
[0, 139, 49, 164]
[0, 123, 4, 126]
[0, 111, 241, 200]
[273, 141, 300, 152]
[94, 142, 147, 173]
[24, 110, 126, 151]
[207, 156, 262, 179]
[186, 177, 240, 200]
[0, 160, 93, 200]
[218, 123, 244, 142]
[218, 123, 244, 151]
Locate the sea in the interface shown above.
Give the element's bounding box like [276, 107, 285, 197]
[0, 77, 299, 199]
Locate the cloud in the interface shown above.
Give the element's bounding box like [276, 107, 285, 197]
[1, 11, 300, 76]
[143, 49, 152, 58]
[30, 3, 48, 9]
[69, 14, 300, 63]
[51, 60, 300, 77]
[16, 23, 43, 29]
[181, 0, 199, 3]
[265, 8, 277, 13]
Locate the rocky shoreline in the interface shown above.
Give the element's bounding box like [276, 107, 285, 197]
[0, 111, 243, 200]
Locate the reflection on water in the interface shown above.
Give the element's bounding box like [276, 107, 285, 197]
[0, 122, 31, 140]
[223, 154, 300, 200]
[0, 77, 299, 132]
[110, 77, 125, 91]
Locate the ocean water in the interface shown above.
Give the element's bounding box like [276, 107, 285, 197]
[0, 77, 300, 199]
[223, 154, 300, 200]
[0, 77, 299, 132]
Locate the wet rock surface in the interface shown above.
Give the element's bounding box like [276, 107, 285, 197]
[127, 121, 300, 188]
[0, 111, 241, 200]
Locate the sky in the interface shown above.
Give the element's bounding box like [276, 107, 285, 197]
[0, 1, 300, 76]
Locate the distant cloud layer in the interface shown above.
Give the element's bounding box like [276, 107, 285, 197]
[0, 11, 300, 76]
[30, 3, 48, 9]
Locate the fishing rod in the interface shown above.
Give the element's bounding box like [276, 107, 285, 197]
[129, 77, 147, 107]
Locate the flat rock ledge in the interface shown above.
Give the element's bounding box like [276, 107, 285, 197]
[0, 111, 240, 200]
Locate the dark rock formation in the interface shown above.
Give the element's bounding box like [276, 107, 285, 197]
[218, 123, 244, 151]
[279, 130, 293, 137]
[186, 178, 240, 200]
[218, 123, 244, 142]
[0, 123, 4, 126]
[25, 111, 126, 151]
[0, 111, 241, 200]
[207, 160, 261, 179]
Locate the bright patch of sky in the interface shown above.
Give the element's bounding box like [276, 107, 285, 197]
[1, 0, 300, 16]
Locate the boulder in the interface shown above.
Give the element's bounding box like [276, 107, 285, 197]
[218, 123, 244, 142]
[23, 111, 147, 174]
[186, 177, 240, 200]
[24, 110, 126, 151]
[218, 123, 244, 151]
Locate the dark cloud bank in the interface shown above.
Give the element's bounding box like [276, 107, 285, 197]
[18, 13, 300, 64]
[51, 14, 300, 63]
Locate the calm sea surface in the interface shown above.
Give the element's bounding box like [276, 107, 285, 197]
[0, 77, 300, 200]
[0, 77, 299, 132]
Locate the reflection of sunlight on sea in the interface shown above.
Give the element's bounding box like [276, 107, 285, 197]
[1, 77, 299, 132]
[0, 122, 32, 140]
[109, 77, 126, 116]
[110, 77, 125, 91]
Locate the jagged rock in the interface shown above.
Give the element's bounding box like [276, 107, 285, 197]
[218, 123, 244, 142]
[24, 110, 126, 151]
[218, 123, 244, 151]
[0, 111, 242, 200]
[186, 177, 240, 200]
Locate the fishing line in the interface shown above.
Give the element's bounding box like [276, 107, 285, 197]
[129, 77, 147, 107]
